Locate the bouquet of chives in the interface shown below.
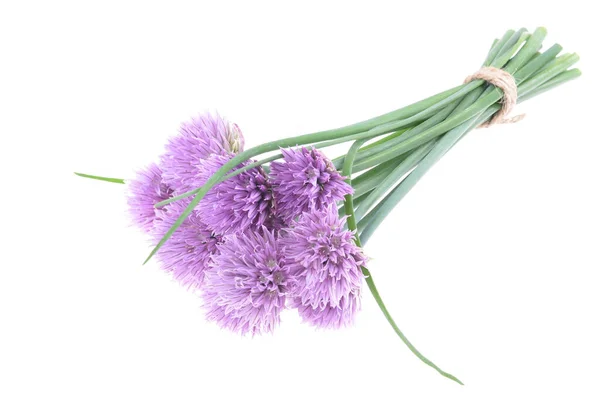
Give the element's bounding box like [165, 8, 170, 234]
[76, 27, 580, 384]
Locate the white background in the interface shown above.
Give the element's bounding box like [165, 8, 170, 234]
[1, 1, 599, 417]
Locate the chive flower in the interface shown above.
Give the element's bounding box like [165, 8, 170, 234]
[161, 113, 244, 191]
[202, 228, 289, 335]
[281, 205, 367, 328]
[126, 162, 173, 233]
[270, 147, 353, 223]
[195, 154, 275, 235]
[152, 199, 223, 289]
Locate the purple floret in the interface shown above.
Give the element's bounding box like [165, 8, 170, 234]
[195, 154, 275, 235]
[270, 147, 353, 223]
[161, 113, 244, 192]
[202, 228, 289, 335]
[281, 204, 367, 328]
[126, 162, 173, 233]
[152, 199, 223, 289]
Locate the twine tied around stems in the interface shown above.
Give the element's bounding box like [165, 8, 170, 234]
[465, 66, 525, 128]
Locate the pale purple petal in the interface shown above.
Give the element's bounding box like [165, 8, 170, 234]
[291, 291, 360, 329]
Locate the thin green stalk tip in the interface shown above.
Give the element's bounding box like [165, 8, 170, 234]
[341, 137, 463, 386]
[363, 267, 464, 385]
[74, 172, 126, 184]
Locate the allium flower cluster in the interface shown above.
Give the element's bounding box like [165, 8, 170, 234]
[127, 113, 242, 287]
[194, 154, 275, 235]
[126, 162, 173, 233]
[270, 147, 353, 223]
[152, 199, 223, 289]
[203, 228, 288, 335]
[282, 204, 366, 328]
[161, 113, 244, 192]
[127, 114, 367, 335]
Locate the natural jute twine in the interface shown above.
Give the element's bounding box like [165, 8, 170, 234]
[464, 66, 524, 128]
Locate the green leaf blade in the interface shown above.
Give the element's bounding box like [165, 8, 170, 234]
[74, 172, 125, 184]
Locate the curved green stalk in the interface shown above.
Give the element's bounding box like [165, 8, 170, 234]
[342, 138, 463, 385]
[361, 268, 464, 385]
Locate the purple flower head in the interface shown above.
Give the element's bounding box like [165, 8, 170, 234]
[281, 205, 366, 328]
[291, 292, 360, 329]
[152, 199, 223, 289]
[270, 147, 353, 223]
[195, 154, 275, 235]
[161, 113, 245, 191]
[202, 228, 289, 335]
[126, 162, 173, 233]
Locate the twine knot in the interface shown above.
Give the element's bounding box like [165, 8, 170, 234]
[465, 66, 524, 128]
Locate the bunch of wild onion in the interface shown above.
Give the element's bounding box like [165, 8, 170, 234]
[76, 27, 580, 384]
